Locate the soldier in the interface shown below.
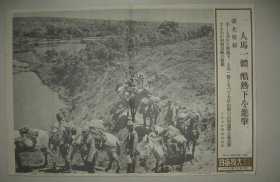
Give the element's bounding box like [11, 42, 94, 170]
[79, 127, 90, 163]
[70, 127, 82, 164]
[139, 96, 149, 128]
[127, 88, 137, 122]
[81, 126, 98, 173]
[53, 112, 70, 134]
[164, 100, 176, 127]
[184, 112, 200, 159]
[124, 120, 138, 173]
[18, 127, 29, 141]
[60, 126, 73, 173]
[139, 73, 144, 88]
[49, 112, 73, 172]
[18, 127, 38, 148]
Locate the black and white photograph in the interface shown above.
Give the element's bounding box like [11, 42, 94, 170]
[12, 8, 216, 175]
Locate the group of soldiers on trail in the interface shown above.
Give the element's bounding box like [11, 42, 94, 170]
[15, 103, 207, 174]
[15, 66, 213, 174]
[51, 110, 108, 173]
[118, 67, 207, 163]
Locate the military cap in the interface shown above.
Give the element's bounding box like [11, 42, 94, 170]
[56, 112, 64, 121]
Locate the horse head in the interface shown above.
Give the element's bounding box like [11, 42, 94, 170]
[137, 135, 155, 166]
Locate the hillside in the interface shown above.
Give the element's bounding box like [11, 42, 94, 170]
[13, 17, 215, 173]
[22, 35, 215, 130]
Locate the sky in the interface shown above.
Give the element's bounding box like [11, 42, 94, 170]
[14, 8, 214, 23]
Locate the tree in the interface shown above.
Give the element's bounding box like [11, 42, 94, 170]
[53, 55, 89, 96]
[45, 49, 58, 61]
[198, 25, 213, 37]
[59, 50, 68, 59]
[85, 41, 117, 67]
[158, 21, 179, 36]
[46, 24, 56, 39]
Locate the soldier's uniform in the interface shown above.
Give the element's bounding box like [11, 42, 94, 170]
[53, 112, 74, 172]
[81, 130, 98, 173]
[139, 97, 149, 127]
[184, 113, 200, 159]
[138, 73, 144, 88]
[70, 128, 82, 164]
[81, 120, 105, 173]
[53, 112, 71, 135]
[164, 100, 176, 127]
[124, 120, 138, 173]
[60, 127, 73, 172]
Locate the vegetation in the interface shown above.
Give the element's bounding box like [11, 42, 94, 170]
[13, 17, 215, 118]
[14, 17, 213, 97]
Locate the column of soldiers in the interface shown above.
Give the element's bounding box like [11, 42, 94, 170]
[16, 66, 209, 173]
[120, 67, 202, 164]
[50, 110, 139, 173]
[51, 102, 202, 173]
[50, 113, 100, 173]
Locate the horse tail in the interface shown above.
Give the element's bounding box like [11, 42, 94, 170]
[116, 140, 121, 156]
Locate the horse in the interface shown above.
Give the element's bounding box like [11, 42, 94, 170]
[128, 92, 137, 121]
[116, 83, 151, 122]
[137, 134, 187, 173]
[115, 84, 132, 117]
[147, 78, 155, 88]
[135, 72, 144, 88]
[126, 88, 151, 122]
[14, 129, 54, 169]
[72, 131, 121, 173]
[176, 118, 200, 160]
[141, 103, 161, 129]
[100, 132, 121, 173]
